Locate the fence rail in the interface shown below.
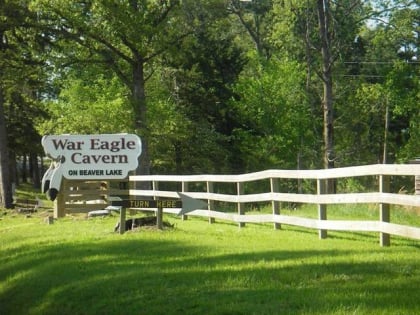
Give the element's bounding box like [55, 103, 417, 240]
[128, 164, 420, 246]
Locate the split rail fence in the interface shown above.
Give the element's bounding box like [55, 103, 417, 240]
[128, 164, 420, 247]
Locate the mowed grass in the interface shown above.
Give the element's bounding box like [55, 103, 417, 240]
[0, 204, 419, 315]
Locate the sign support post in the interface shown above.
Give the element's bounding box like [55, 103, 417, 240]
[119, 206, 126, 234]
[156, 206, 163, 230]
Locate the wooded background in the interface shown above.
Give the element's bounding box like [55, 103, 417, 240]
[0, 0, 419, 207]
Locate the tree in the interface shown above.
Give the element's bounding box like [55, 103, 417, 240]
[340, 2, 420, 164]
[157, 7, 248, 173]
[270, 1, 367, 187]
[316, 0, 335, 174]
[231, 56, 313, 172]
[0, 0, 48, 207]
[0, 87, 12, 208]
[38, 67, 134, 135]
[31, 0, 207, 178]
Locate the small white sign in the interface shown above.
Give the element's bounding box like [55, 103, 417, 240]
[41, 134, 141, 200]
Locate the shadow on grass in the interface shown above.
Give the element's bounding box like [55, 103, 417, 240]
[1, 234, 419, 315]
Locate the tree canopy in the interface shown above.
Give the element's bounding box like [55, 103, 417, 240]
[1, 0, 419, 206]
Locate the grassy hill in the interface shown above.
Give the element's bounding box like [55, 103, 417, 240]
[1, 197, 419, 315]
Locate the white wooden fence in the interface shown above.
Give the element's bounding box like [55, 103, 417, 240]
[129, 164, 420, 246]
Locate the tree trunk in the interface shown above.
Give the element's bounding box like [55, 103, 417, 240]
[132, 58, 151, 186]
[10, 151, 18, 186]
[22, 154, 28, 183]
[383, 101, 389, 164]
[0, 85, 13, 208]
[31, 153, 41, 189]
[317, 0, 335, 193]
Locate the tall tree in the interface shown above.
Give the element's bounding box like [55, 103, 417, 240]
[272, 1, 366, 171]
[0, 87, 12, 208]
[317, 0, 334, 173]
[231, 56, 313, 172]
[31, 0, 204, 177]
[159, 7, 248, 173]
[0, 0, 47, 207]
[0, 2, 17, 207]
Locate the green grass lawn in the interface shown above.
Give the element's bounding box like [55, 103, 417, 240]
[1, 200, 419, 314]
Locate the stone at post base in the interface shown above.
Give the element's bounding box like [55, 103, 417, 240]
[44, 216, 54, 225]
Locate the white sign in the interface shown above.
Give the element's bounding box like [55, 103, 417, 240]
[41, 134, 141, 200]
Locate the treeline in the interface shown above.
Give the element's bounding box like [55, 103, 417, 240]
[1, 1, 419, 207]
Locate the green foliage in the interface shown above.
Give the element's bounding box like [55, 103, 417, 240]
[1, 0, 49, 156]
[231, 56, 314, 170]
[157, 11, 249, 173]
[38, 69, 134, 135]
[332, 2, 420, 165]
[229, 0, 274, 58]
[4, 87, 46, 155]
[2, 0, 420, 179]
[337, 83, 387, 164]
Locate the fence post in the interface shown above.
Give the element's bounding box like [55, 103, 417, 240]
[207, 181, 215, 224]
[270, 178, 281, 230]
[237, 182, 245, 228]
[379, 175, 390, 246]
[181, 181, 188, 221]
[152, 181, 158, 201]
[317, 179, 327, 239]
[54, 179, 66, 218]
[54, 193, 66, 218]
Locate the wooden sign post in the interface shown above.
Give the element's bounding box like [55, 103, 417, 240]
[110, 193, 207, 234]
[41, 134, 142, 218]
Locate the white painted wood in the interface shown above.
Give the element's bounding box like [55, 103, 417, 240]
[129, 190, 420, 207]
[127, 164, 420, 244]
[130, 164, 420, 182]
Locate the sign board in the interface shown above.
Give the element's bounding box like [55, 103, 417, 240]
[109, 193, 207, 216]
[41, 134, 141, 200]
[112, 199, 183, 209]
[111, 193, 208, 234]
[42, 134, 141, 179]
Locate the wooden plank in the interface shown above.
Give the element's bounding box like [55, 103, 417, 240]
[14, 198, 38, 205]
[128, 189, 420, 208]
[62, 190, 108, 195]
[379, 222, 420, 239]
[130, 164, 420, 182]
[125, 165, 420, 245]
[64, 204, 106, 213]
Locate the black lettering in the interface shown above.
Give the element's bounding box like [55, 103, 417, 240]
[71, 153, 128, 164]
[52, 139, 83, 150]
